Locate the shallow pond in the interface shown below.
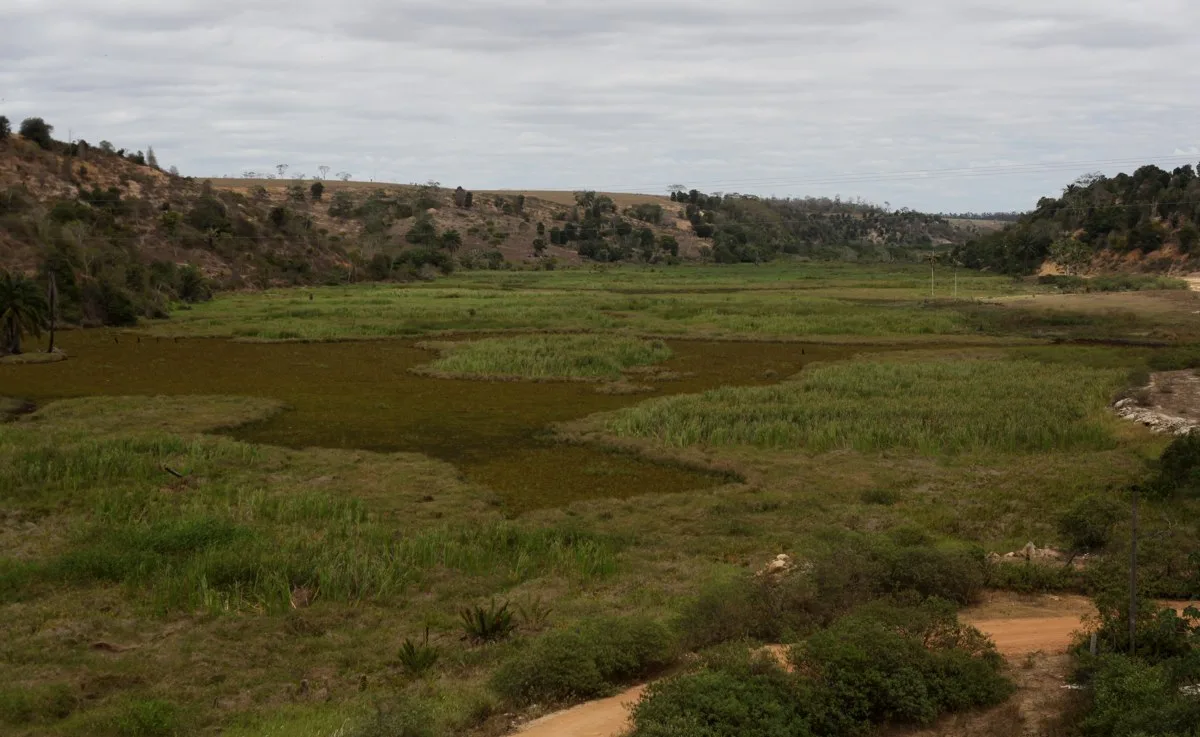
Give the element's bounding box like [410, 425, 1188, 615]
[1, 332, 864, 509]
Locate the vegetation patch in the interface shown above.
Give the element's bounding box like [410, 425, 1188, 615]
[607, 358, 1125, 453]
[415, 334, 672, 380]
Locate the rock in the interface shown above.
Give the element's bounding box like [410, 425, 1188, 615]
[757, 553, 795, 578]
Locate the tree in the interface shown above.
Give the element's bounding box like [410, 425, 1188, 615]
[19, 117, 54, 149]
[464, 191, 474, 208]
[168, 165, 180, 177]
[310, 181, 325, 201]
[336, 171, 352, 182]
[146, 146, 159, 169]
[275, 163, 289, 178]
[440, 229, 463, 252]
[0, 271, 49, 355]
[98, 140, 115, 153]
[0, 116, 10, 141]
[318, 165, 331, 180]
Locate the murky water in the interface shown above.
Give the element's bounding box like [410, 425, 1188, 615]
[1, 332, 861, 509]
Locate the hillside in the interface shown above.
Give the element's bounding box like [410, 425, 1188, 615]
[955, 163, 1200, 274]
[2, 121, 992, 327]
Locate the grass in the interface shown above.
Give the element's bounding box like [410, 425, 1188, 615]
[416, 334, 672, 380]
[605, 358, 1126, 454]
[4, 263, 1200, 736]
[0, 352, 67, 365]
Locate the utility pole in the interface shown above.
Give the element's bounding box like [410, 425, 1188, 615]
[1129, 484, 1140, 654]
[46, 274, 57, 353]
[930, 253, 935, 298]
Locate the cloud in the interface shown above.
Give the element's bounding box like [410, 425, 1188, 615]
[2, 0, 1198, 209]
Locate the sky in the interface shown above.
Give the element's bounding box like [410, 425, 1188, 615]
[3, 0, 1199, 212]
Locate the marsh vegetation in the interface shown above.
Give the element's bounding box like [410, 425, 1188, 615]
[3, 262, 1200, 737]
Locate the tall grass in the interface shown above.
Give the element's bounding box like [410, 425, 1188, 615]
[419, 335, 672, 380]
[607, 359, 1126, 454]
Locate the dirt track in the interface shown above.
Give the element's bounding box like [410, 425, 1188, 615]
[511, 593, 1096, 737]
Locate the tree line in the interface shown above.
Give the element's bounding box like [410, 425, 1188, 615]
[954, 164, 1200, 274]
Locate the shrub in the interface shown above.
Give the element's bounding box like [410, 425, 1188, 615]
[329, 191, 354, 218]
[630, 654, 815, 737]
[491, 616, 675, 706]
[109, 698, 179, 737]
[460, 599, 515, 643]
[860, 488, 899, 505]
[1152, 432, 1200, 498]
[398, 632, 439, 677]
[797, 602, 1012, 731]
[19, 117, 54, 149]
[0, 116, 10, 140]
[987, 560, 1084, 594]
[677, 574, 817, 649]
[1057, 493, 1124, 552]
[310, 181, 324, 201]
[1081, 654, 1200, 737]
[350, 696, 435, 737]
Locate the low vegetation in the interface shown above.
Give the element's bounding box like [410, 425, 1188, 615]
[606, 358, 1125, 453]
[417, 334, 672, 380]
[3, 260, 1200, 735]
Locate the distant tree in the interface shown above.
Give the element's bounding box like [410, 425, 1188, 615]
[549, 227, 563, 245]
[0, 271, 49, 355]
[129, 150, 146, 165]
[0, 116, 10, 141]
[454, 186, 468, 207]
[275, 163, 289, 178]
[318, 165, 331, 180]
[98, 140, 115, 153]
[440, 229, 463, 252]
[405, 214, 438, 245]
[329, 190, 354, 218]
[659, 234, 679, 257]
[19, 117, 54, 149]
[536, 222, 545, 236]
[336, 171, 352, 182]
[168, 165, 180, 177]
[532, 238, 547, 256]
[146, 146, 159, 169]
[310, 181, 325, 201]
[464, 191, 474, 208]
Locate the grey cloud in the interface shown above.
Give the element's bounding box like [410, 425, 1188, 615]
[3, 0, 1200, 211]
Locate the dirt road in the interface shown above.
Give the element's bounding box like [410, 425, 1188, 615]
[510, 593, 1097, 737]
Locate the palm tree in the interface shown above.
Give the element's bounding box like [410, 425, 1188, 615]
[0, 271, 48, 355]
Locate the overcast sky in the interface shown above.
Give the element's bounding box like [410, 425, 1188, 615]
[4, 0, 1199, 211]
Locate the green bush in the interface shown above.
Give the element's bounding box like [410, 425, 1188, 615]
[460, 599, 516, 643]
[636, 602, 1010, 737]
[109, 698, 179, 737]
[491, 616, 675, 706]
[630, 653, 816, 737]
[1081, 654, 1200, 737]
[677, 535, 988, 650]
[1057, 493, 1125, 552]
[798, 602, 1011, 731]
[987, 560, 1085, 594]
[1152, 432, 1200, 498]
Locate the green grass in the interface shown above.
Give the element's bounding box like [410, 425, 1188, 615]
[418, 334, 672, 380]
[606, 358, 1126, 453]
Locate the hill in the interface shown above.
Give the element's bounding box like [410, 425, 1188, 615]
[955, 164, 1200, 275]
[1, 118, 992, 328]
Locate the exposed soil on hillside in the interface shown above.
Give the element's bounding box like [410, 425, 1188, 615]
[1115, 369, 1200, 435]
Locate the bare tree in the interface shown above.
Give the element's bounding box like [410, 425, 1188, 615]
[336, 171, 352, 182]
[275, 163, 289, 178]
[318, 165, 331, 180]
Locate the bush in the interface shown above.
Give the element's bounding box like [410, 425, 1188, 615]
[310, 181, 324, 201]
[398, 634, 439, 677]
[460, 599, 515, 643]
[350, 696, 435, 737]
[630, 653, 815, 737]
[0, 116, 10, 141]
[987, 560, 1084, 594]
[636, 603, 1010, 737]
[677, 574, 817, 649]
[491, 616, 675, 706]
[1081, 654, 1200, 737]
[19, 117, 54, 149]
[1057, 493, 1124, 552]
[1152, 432, 1200, 498]
[797, 602, 1011, 732]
